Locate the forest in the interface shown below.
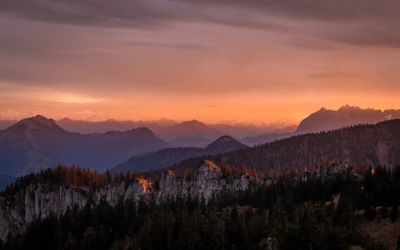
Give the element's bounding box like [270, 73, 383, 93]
[2, 164, 400, 249]
[159, 120, 400, 177]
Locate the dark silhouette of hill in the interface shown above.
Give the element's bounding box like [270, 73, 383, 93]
[0, 115, 170, 176]
[296, 105, 400, 133]
[57, 118, 176, 134]
[240, 132, 296, 146]
[113, 135, 248, 173]
[158, 119, 400, 176]
[155, 120, 224, 141]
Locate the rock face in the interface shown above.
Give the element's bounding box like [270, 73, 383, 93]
[0, 184, 87, 243]
[0, 161, 253, 242]
[156, 160, 251, 202]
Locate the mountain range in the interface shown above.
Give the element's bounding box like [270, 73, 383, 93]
[296, 105, 400, 133]
[0, 105, 399, 179]
[113, 135, 248, 173]
[0, 115, 170, 176]
[157, 119, 400, 176]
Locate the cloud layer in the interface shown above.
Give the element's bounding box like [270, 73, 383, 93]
[1, 0, 400, 122]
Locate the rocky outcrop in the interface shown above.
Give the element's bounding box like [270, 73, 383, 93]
[0, 160, 254, 242]
[0, 184, 87, 243]
[156, 160, 252, 202]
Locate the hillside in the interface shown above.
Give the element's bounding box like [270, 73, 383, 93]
[0, 115, 170, 176]
[240, 132, 295, 146]
[57, 118, 176, 134]
[169, 136, 213, 148]
[113, 136, 248, 173]
[163, 119, 400, 175]
[296, 105, 400, 134]
[0, 163, 391, 250]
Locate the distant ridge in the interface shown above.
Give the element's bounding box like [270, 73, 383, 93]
[112, 135, 248, 173]
[156, 120, 223, 141]
[160, 119, 400, 176]
[296, 105, 400, 133]
[0, 115, 170, 176]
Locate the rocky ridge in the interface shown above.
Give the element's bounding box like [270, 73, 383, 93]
[0, 161, 356, 243]
[0, 161, 253, 242]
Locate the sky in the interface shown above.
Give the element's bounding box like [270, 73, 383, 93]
[1, 0, 400, 124]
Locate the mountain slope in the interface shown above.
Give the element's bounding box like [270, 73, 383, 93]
[240, 132, 296, 146]
[113, 135, 248, 173]
[169, 136, 213, 148]
[0, 115, 170, 176]
[156, 120, 223, 141]
[163, 119, 400, 175]
[296, 105, 400, 134]
[57, 118, 176, 134]
[0, 120, 16, 130]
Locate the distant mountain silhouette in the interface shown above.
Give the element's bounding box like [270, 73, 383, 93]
[113, 135, 248, 173]
[57, 118, 176, 134]
[0, 115, 170, 176]
[296, 105, 400, 133]
[156, 120, 224, 141]
[55, 117, 297, 144]
[158, 119, 400, 176]
[209, 123, 296, 138]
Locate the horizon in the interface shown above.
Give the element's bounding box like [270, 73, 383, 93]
[0, 104, 399, 125]
[2, 1, 399, 124]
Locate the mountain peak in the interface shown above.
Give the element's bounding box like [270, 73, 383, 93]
[181, 120, 204, 126]
[338, 105, 360, 112]
[318, 107, 328, 112]
[214, 135, 236, 143]
[205, 135, 248, 153]
[296, 105, 400, 134]
[17, 115, 58, 128]
[30, 115, 56, 125]
[6, 115, 64, 135]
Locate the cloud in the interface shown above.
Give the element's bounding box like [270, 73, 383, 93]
[1, 0, 287, 31]
[174, 0, 399, 22]
[3, 0, 400, 50]
[120, 38, 209, 50]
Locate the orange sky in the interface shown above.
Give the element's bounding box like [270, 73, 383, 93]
[1, 1, 399, 123]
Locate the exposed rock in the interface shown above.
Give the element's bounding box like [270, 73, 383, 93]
[266, 238, 278, 250]
[0, 160, 254, 242]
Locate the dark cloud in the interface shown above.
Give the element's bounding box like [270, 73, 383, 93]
[2, 0, 173, 28]
[2, 0, 400, 49]
[326, 24, 400, 49]
[1, 0, 286, 31]
[178, 0, 400, 22]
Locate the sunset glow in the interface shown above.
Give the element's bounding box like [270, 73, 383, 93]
[1, 1, 399, 123]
